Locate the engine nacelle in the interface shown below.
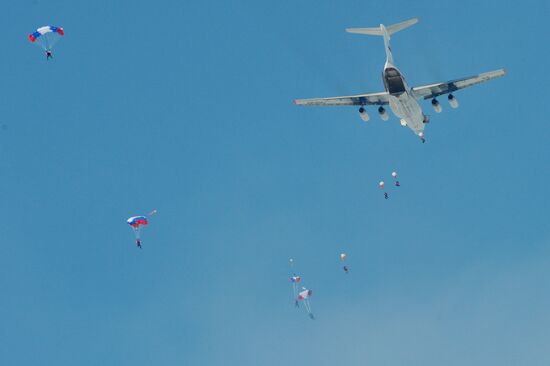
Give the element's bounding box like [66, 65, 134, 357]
[359, 107, 370, 122]
[448, 94, 459, 109]
[431, 98, 442, 113]
[378, 106, 389, 121]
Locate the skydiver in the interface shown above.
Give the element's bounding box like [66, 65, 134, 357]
[136, 239, 142, 249]
[343, 265, 349, 274]
[419, 132, 426, 143]
[46, 50, 53, 60]
[395, 181, 400, 187]
[295, 300, 299, 307]
[384, 192, 388, 199]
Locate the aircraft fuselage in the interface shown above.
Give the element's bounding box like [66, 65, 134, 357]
[382, 61, 425, 135]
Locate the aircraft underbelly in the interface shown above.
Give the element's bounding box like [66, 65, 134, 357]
[389, 93, 424, 134]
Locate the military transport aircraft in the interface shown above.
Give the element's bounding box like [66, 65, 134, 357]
[294, 18, 505, 143]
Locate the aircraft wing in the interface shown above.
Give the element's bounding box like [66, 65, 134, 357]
[412, 69, 505, 99]
[294, 91, 389, 106]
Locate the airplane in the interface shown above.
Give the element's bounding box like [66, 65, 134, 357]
[293, 18, 505, 143]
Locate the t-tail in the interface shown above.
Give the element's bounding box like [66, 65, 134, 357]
[346, 18, 418, 64]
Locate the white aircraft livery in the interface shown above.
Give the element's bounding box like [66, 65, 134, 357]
[294, 18, 505, 143]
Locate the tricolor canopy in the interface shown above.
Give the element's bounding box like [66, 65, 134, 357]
[29, 26, 64, 51]
[127, 216, 148, 228]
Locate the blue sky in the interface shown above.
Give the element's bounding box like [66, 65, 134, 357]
[1, 0, 549, 365]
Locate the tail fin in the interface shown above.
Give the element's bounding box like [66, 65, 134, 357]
[346, 18, 418, 63]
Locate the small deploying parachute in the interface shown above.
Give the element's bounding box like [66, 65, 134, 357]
[29, 26, 64, 60]
[127, 216, 148, 249]
[298, 288, 314, 319]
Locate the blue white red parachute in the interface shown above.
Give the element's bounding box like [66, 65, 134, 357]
[29, 26, 64, 52]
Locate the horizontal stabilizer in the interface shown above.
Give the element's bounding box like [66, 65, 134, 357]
[346, 18, 418, 36]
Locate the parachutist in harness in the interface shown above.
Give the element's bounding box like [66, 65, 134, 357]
[46, 50, 52, 60]
[136, 239, 142, 249]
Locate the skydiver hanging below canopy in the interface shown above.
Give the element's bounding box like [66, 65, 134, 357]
[290, 275, 301, 307]
[28, 26, 64, 60]
[379, 181, 388, 199]
[289, 258, 300, 307]
[392, 171, 400, 187]
[298, 288, 315, 320]
[127, 216, 148, 249]
[341, 253, 349, 273]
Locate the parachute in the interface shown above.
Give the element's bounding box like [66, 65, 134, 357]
[289, 258, 300, 307]
[379, 181, 388, 199]
[290, 275, 301, 307]
[127, 215, 148, 248]
[29, 26, 64, 51]
[391, 171, 401, 187]
[298, 288, 314, 319]
[341, 253, 349, 273]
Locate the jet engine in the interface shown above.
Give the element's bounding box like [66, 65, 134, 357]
[431, 98, 442, 113]
[378, 106, 389, 121]
[359, 107, 370, 122]
[448, 94, 459, 109]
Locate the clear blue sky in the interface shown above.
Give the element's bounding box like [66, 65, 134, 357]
[1, 0, 549, 365]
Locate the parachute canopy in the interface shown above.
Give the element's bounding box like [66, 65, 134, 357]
[392, 171, 398, 178]
[298, 288, 312, 300]
[127, 216, 148, 228]
[29, 26, 64, 51]
[291, 276, 301, 283]
[379, 181, 385, 189]
[340, 253, 347, 261]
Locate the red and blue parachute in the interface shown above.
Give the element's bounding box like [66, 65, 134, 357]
[29, 26, 64, 51]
